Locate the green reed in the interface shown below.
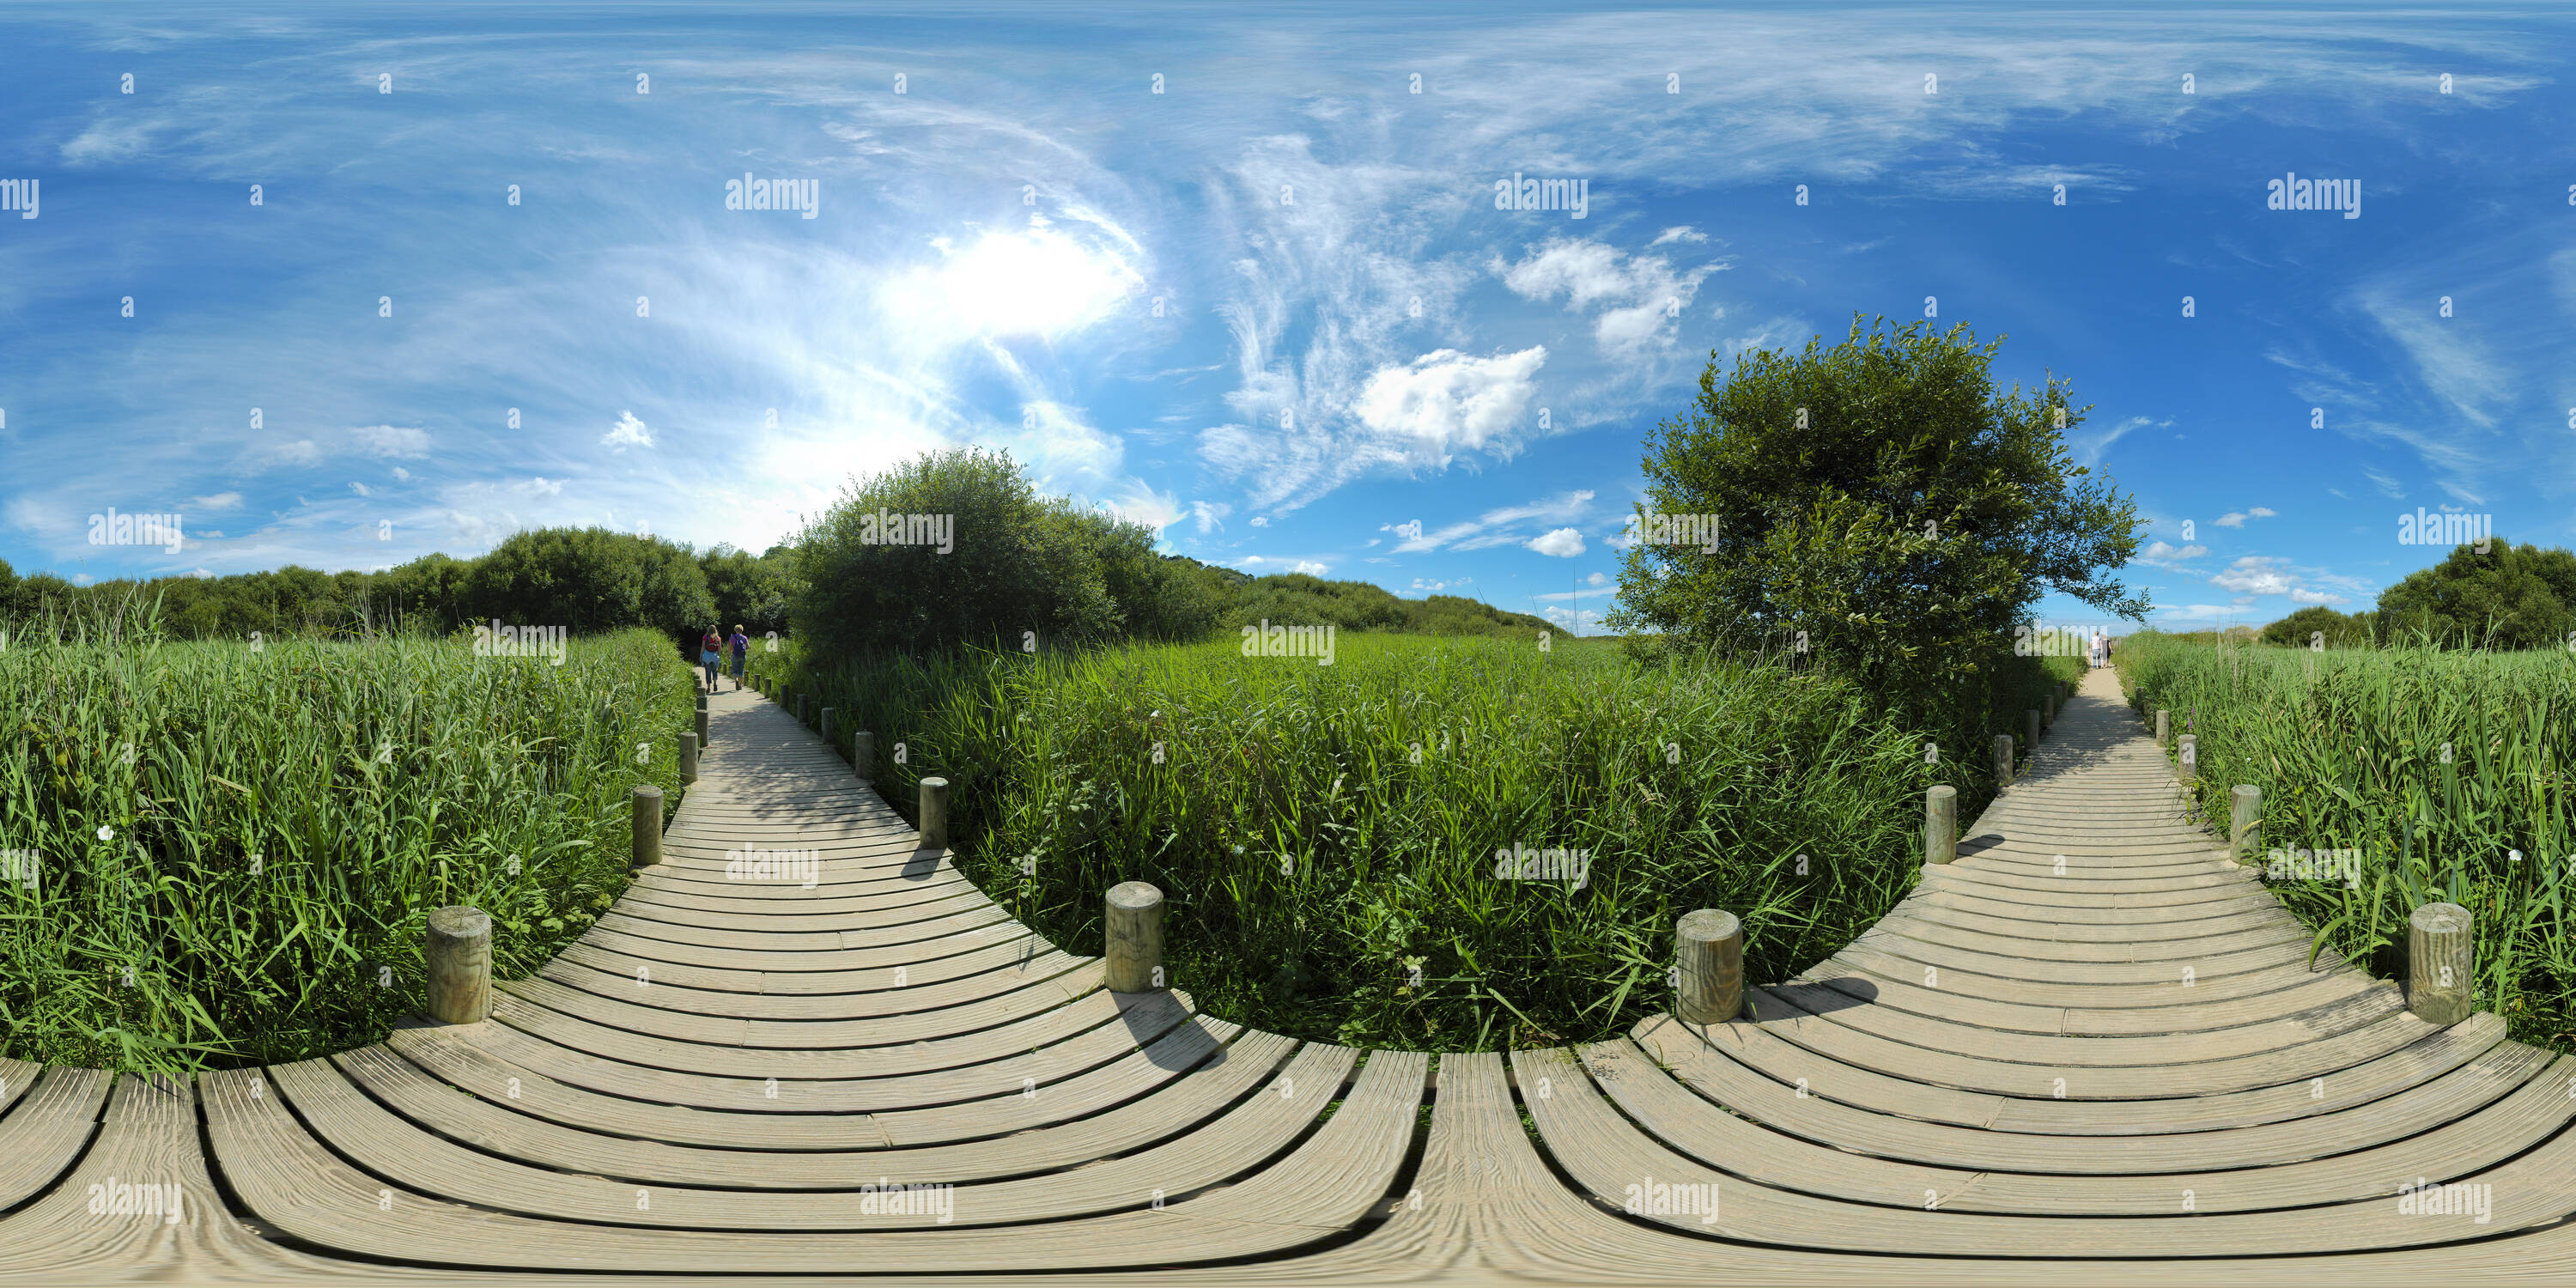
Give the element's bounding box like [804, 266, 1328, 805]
[2117, 631, 2576, 1049]
[0, 627, 692, 1071]
[757, 634, 2069, 1051]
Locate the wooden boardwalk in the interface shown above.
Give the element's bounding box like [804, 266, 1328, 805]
[8, 666, 2576, 1285]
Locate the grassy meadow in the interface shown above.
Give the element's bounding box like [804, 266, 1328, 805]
[0, 626, 693, 1071]
[759, 633, 2077, 1051]
[2117, 631, 2576, 1049]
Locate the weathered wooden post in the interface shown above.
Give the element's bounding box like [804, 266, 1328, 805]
[854, 731, 875, 780]
[424, 905, 492, 1024]
[2178, 735, 2197, 787]
[2043, 691, 2056, 730]
[1924, 786, 1957, 866]
[919, 776, 951, 851]
[1993, 734, 2015, 787]
[819, 707, 835, 750]
[2228, 785, 2260, 862]
[799, 693, 812, 726]
[2026, 708, 2042, 753]
[1105, 881, 1166, 992]
[695, 692, 709, 749]
[679, 732, 698, 786]
[632, 784, 663, 867]
[2408, 902, 2474, 1025]
[1675, 909, 1744, 1024]
[2155, 708, 2170, 747]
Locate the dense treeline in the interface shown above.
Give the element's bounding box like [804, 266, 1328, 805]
[0, 532, 796, 647]
[2257, 539, 2576, 650]
[790, 447, 1556, 655]
[0, 453, 1558, 653]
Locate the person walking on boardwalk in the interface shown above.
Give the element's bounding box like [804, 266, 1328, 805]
[727, 623, 750, 692]
[699, 625, 723, 694]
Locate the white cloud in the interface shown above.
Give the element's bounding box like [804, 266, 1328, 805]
[1527, 527, 1586, 557]
[524, 477, 563, 495]
[1249, 515, 1270, 527]
[602, 412, 654, 452]
[1497, 240, 1722, 359]
[392, 467, 413, 483]
[349, 481, 372, 497]
[351, 426, 430, 459]
[1649, 226, 1708, 246]
[1352, 347, 1547, 467]
[1190, 501, 1230, 534]
[2212, 507, 2275, 528]
[1391, 490, 1594, 555]
[2136, 540, 2209, 568]
[2069, 415, 2158, 468]
[183, 491, 243, 510]
[1292, 560, 1329, 575]
[2208, 555, 2371, 605]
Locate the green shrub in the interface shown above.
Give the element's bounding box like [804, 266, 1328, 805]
[765, 634, 1978, 1050]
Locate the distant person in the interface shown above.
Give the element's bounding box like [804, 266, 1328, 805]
[728, 624, 750, 691]
[699, 625, 723, 693]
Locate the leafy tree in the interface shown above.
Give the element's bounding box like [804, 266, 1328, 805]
[2377, 540, 2576, 649]
[1607, 315, 2149, 743]
[796, 448, 1163, 653]
[0, 557, 17, 617]
[699, 545, 794, 640]
[2259, 605, 2376, 649]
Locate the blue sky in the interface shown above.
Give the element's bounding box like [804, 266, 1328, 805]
[3, 3, 2573, 635]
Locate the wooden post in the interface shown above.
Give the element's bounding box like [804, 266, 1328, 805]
[820, 707, 835, 749]
[696, 703, 708, 749]
[2408, 902, 2474, 1025]
[1924, 786, 1957, 866]
[2178, 735, 2197, 787]
[679, 732, 698, 786]
[919, 776, 951, 851]
[2228, 785, 2259, 862]
[1993, 734, 2015, 787]
[1105, 881, 1165, 992]
[2043, 691, 2055, 729]
[632, 785, 663, 867]
[1674, 909, 1744, 1024]
[2025, 708, 2042, 753]
[2155, 708, 2169, 746]
[424, 905, 492, 1024]
[854, 732, 874, 780]
[799, 694, 811, 726]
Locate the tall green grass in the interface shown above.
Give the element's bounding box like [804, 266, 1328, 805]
[2117, 631, 2576, 1049]
[762, 634, 2062, 1050]
[0, 627, 692, 1071]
